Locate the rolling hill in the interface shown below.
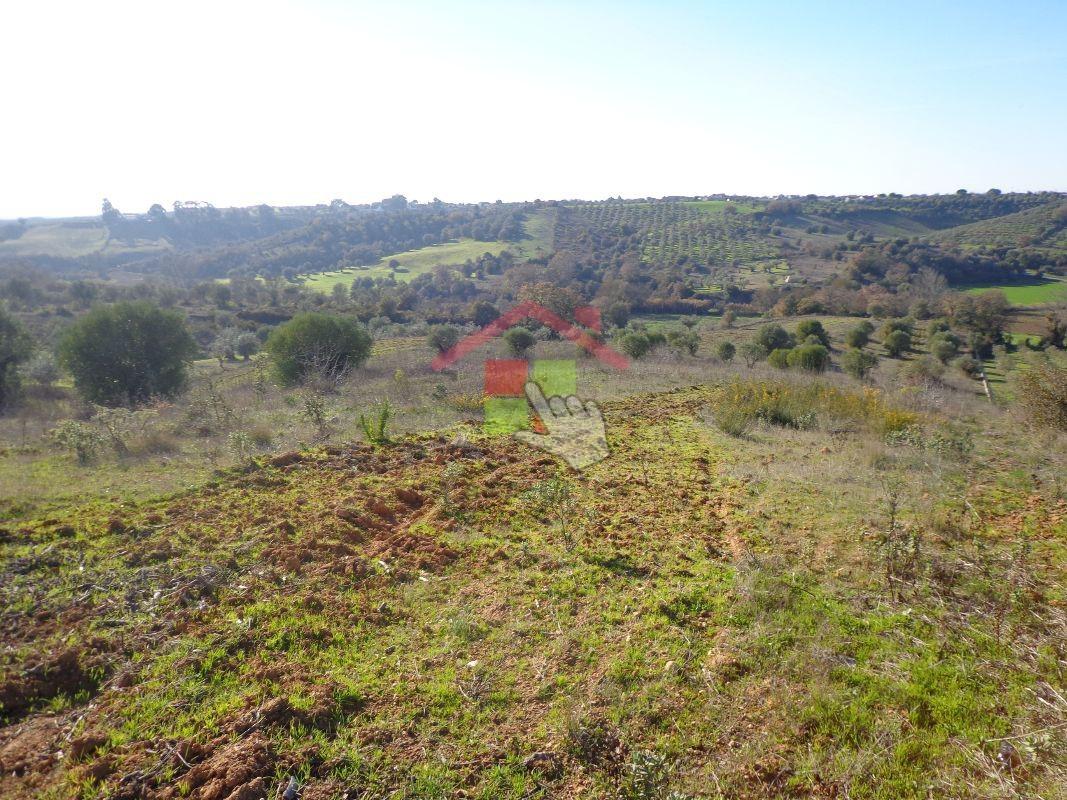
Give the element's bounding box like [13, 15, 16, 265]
[927, 200, 1067, 253]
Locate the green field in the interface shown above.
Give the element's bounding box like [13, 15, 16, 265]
[301, 209, 556, 292]
[681, 199, 762, 214]
[0, 223, 109, 257]
[0, 222, 172, 258]
[962, 276, 1067, 305]
[301, 238, 512, 290]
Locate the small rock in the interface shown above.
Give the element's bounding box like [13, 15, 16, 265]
[281, 775, 301, 799]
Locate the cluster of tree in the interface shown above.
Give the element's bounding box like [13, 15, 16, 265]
[0, 286, 387, 414]
[123, 202, 529, 281]
[100, 199, 304, 249]
[738, 321, 831, 373]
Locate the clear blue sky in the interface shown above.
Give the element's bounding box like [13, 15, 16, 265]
[3, 0, 1065, 218]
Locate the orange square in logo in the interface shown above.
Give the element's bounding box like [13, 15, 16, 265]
[484, 359, 527, 397]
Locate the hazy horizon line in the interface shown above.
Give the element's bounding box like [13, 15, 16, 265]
[6, 187, 1066, 222]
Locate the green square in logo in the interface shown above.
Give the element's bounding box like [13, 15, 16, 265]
[530, 359, 577, 397]
[484, 397, 530, 434]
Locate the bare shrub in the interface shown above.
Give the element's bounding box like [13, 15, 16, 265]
[50, 420, 106, 465]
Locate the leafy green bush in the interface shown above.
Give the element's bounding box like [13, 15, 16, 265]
[880, 318, 914, 339]
[235, 332, 259, 360]
[755, 323, 794, 353]
[787, 343, 830, 372]
[846, 325, 871, 349]
[618, 332, 652, 359]
[716, 341, 736, 362]
[265, 312, 371, 386]
[227, 431, 256, 465]
[504, 327, 536, 357]
[58, 301, 198, 406]
[926, 318, 951, 336]
[50, 420, 106, 465]
[0, 304, 31, 409]
[713, 405, 755, 437]
[796, 319, 830, 347]
[666, 330, 699, 356]
[884, 330, 912, 358]
[427, 324, 461, 355]
[739, 342, 767, 367]
[360, 400, 393, 445]
[842, 348, 878, 379]
[618, 750, 682, 800]
[767, 348, 792, 369]
[928, 331, 961, 363]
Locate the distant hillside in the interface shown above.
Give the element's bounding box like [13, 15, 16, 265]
[4, 193, 1067, 313]
[926, 200, 1067, 253]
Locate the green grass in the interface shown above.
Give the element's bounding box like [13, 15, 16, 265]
[301, 209, 556, 292]
[301, 238, 510, 290]
[10, 386, 1064, 798]
[0, 222, 171, 258]
[0, 223, 109, 257]
[961, 275, 1067, 305]
[681, 200, 762, 215]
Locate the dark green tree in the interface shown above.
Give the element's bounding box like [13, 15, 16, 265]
[618, 332, 651, 359]
[427, 325, 461, 355]
[0, 305, 32, 409]
[265, 312, 372, 386]
[667, 330, 699, 356]
[504, 327, 537, 358]
[768, 348, 792, 369]
[787, 344, 830, 372]
[845, 326, 870, 349]
[58, 301, 198, 405]
[842, 349, 878, 379]
[884, 330, 912, 358]
[236, 332, 260, 360]
[605, 302, 631, 329]
[796, 319, 830, 347]
[755, 323, 794, 354]
[469, 301, 499, 328]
